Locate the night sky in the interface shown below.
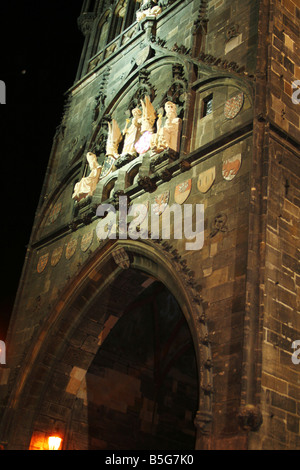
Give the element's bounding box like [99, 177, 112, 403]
[0, 1, 84, 340]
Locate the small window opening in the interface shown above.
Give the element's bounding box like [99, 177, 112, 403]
[202, 94, 213, 117]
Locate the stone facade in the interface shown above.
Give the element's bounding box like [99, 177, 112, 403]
[0, 0, 299, 450]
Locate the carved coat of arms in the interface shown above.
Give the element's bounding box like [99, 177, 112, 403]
[197, 167, 216, 193]
[174, 179, 192, 204]
[51, 247, 63, 267]
[81, 230, 94, 252]
[153, 191, 169, 216]
[47, 202, 62, 225]
[222, 154, 241, 181]
[112, 248, 131, 269]
[37, 253, 49, 274]
[100, 155, 117, 179]
[65, 238, 78, 260]
[224, 92, 244, 119]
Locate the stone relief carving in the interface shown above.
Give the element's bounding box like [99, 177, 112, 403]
[121, 107, 142, 157]
[91, 115, 111, 159]
[226, 24, 240, 41]
[77, 12, 96, 36]
[136, 0, 162, 22]
[74, 84, 183, 199]
[72, 152, 102, 202]
[106, 119, 122, 157]
[128, 68, 156, 113]
[93, 67, 111, 122]
[140, 95, 157, 134]
[150, 101, 182, 153]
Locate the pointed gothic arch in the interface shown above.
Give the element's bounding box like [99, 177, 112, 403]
[2, 238, 213, 450]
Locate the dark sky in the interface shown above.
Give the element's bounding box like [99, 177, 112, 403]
[0, 1, 84, 340]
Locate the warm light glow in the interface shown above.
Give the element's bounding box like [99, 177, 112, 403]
[48, 436, 62, 450]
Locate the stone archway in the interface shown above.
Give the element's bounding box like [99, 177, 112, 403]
[81, 272, 199, 450]
[3, 239, 213, 450]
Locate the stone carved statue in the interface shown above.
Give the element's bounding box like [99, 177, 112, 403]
[72, 152, 102, 201]
[136, 0, 162, 22]
[106, 119, 122, 157]
[140, 95, 157, 134]
[150, 101, 182, 153]
[121, 107, 142, 157]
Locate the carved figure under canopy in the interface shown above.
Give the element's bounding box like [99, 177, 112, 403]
[121, 107, 142, 156]
[151, 101, 182, 153]
[140, 96, 156, 134]
[72, 152, 102, 202]
[136, 0, 162, 22]
[106, 119, 122, 157]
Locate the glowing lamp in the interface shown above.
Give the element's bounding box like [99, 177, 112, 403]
[48, 436, 62, 450]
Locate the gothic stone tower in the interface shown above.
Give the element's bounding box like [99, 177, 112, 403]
[0, 0, 299, 451]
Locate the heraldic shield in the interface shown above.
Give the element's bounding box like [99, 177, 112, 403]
[37, 253, 49, 274]
[174, 179, 192, 204]
[81, 230, 94, 252]
[153, 191, 170, 216]
[51, 247, 63, 267]
[197, 167, 216, 193]
[224, 92, 244, 119]
[222, 154, 241, 181]
[112, 247, 131, 269]
[65, 238, 78, 260]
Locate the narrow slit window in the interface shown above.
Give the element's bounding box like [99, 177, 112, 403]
[202, 94, 213, 117]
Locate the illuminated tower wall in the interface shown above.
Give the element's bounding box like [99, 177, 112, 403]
[0, 0, 299, 450]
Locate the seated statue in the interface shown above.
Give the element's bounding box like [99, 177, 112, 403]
[121, 107, 142, 157]
[72, 152, 102, 202]
[136, 0, 162, 22]
[150, 101, 182, 153]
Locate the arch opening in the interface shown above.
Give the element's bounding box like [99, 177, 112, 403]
[69, 269, 199, 450]
[8, 240, 211, 451]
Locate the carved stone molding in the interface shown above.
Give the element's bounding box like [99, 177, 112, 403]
[209, 214, 228, 238]
[128, 68, 156, 112]
[150, 148, 178, 172]
[93, 67, 111, 122]
[194, 411, 212, 436]
[226, 24, 240, 41]
[90, 114, 112, 159]
[238, 405, 263, 432]
[149, 34, 166, 48]
[138, 175, 157, 192]
[172, 42, 191, 56]
[159, 168, 173, 182]
[193, 0, 209, 36]
[179, 160, 191, 172]
[159, 63, 188, 115]
[114, 153, 136, 169]
[77, 12, 96, 36]
[55, 94, 72, 140]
